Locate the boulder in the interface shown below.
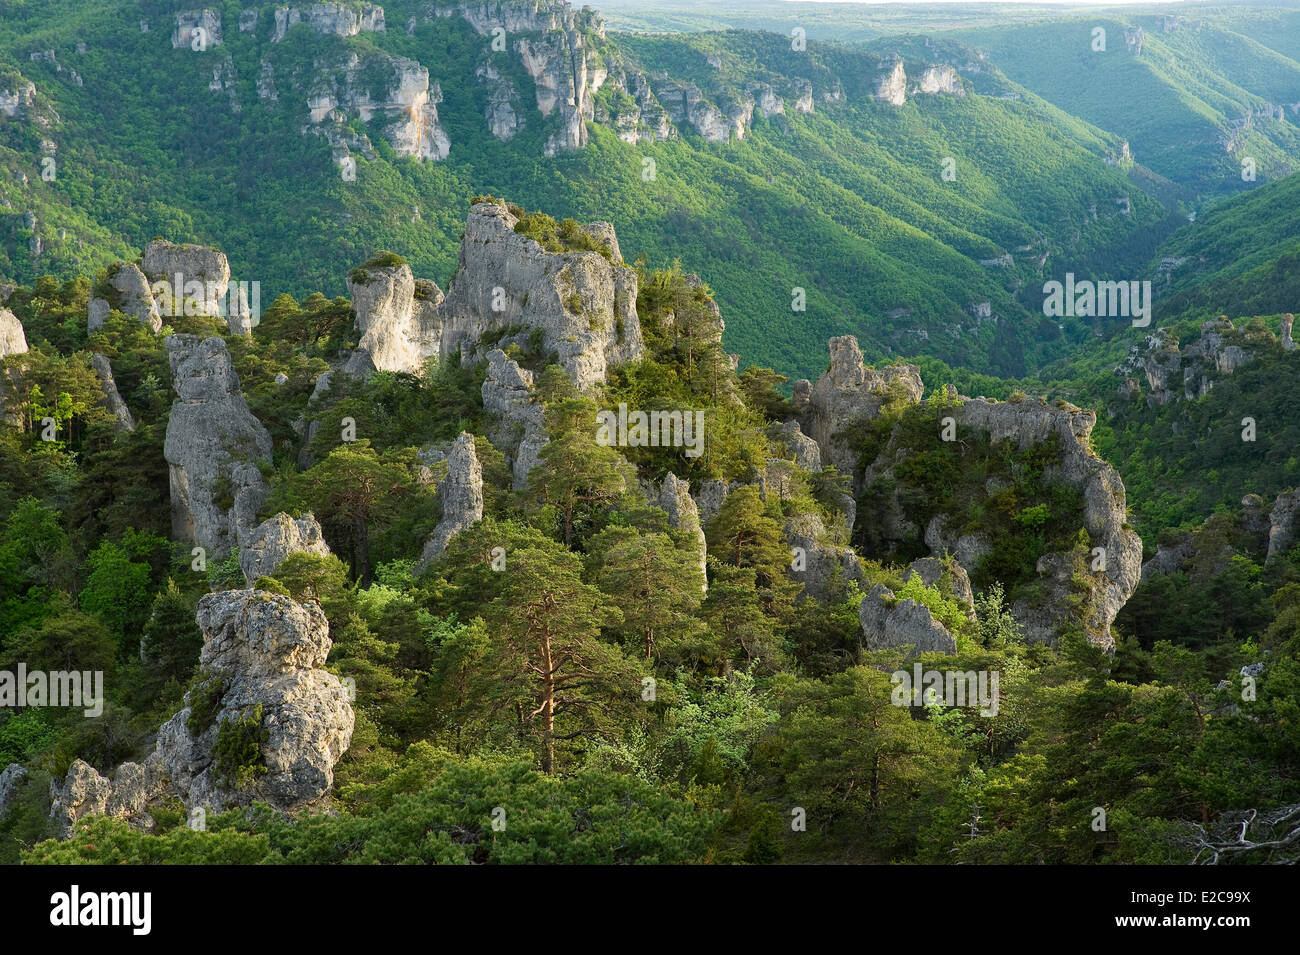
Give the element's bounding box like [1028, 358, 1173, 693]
[907, 556, 975, 616]
[786, 511, 860, 602]
[163, 336, 273, 558]
[239, 512, 331, 585]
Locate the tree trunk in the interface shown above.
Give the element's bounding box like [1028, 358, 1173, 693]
[539, 628, 556, 774]
[353, 511, 371, 586]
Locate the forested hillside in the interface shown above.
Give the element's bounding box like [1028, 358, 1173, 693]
[1, 0, 1300, 872]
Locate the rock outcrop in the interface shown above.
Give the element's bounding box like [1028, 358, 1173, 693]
[1120, 318, 1278, 406]
[239, 512, 332, 585]
[0, 307, 28, 356]
[1268, 489, 1300, 562]
[0, 763, 26, 818]
[272, 3, 385, 42]
[173, 9, 222, 49]
[305, 51, 450, 162]
[875, 58, 907, 106]
[90, 353, 136, 433]
[954, 397, 1142, 649]
[421, 432, 484, 562]
[142, 239, 231, 322]
[786, 511, 860, 602]
[797, 335, 923, 481]
[344, 261, 443, 376]
[482, 349, 546, 489]
[656, 473, 707, 591]
[859, 584, 957, 658]
[908, 556, 975, 616]
[88, 262, 163, 334]
[768, 420, 821, 472]
[164, 336, 273, 558]
[440, 201, 643, 390]
[145, 590, 354, 811]
[49, 759, 149, 838]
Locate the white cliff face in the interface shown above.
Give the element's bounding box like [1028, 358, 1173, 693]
[440, 201, 644, 391]
[0, 78, 36, 118]
[915, 65, 964, 96]
[344, 261, 443, 376]
[173, 10, 222, 49]
[875, 58, 907, 106]
[306, 52, 450, 161]
[272, 3, 386, 42]
[164, 336, 273, 559]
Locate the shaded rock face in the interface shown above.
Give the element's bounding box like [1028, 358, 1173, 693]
[799, 335, 923, 482]
[142, 239, 231, 323]
[344, 263, 443, 376]
[49, 759, 150, 838]
[0, 307, 28, 356]
[786, 511, 860, 602]
[88, 262, 163, 334]
[240, 512, 331, 585]
[164, 336, 273, 558]
[482, 349, 546, 489]
[768, 420, 821, 472]
[0, 763, 27, 818]
[421, 432, 484, 562]
[1268, 489, 1300, 562]
[694, 479, 730, 527]
[656, 473, 707, 591]
[90, 353, 136, 433]
[146, 590, 354, 812]
[860, 584, 956, 658]
[441, 202, 644, 390]
[954, 398, 1142, 650]
[477, 60, 523, 141]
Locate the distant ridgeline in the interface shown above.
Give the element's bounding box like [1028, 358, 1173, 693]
[0, 0, 1193, 380]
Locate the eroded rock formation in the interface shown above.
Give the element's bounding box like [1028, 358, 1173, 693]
[421, 432, 484, 562]
[240, 512, 332, 584]
[164, 335, 272, 558]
